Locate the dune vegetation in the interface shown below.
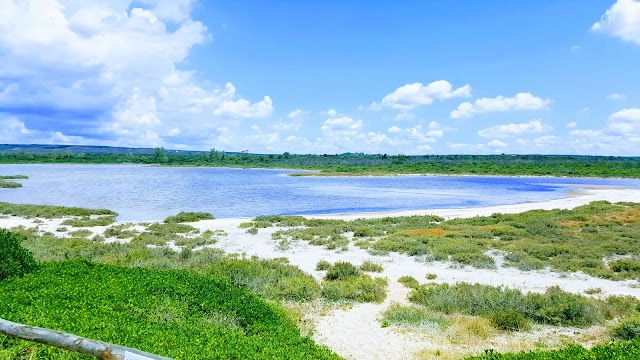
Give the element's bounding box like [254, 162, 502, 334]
[245, 201, 640, 280]
[0, 175, 28, 188]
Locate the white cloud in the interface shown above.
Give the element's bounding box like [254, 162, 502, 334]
[566, 122, 577, 128]
[273, 109, 308, 132]
[487, 140, 508, 148]
[607, 92, 627, 100]
[320, 117, 363, 137]
[478, 120, 550, 138]
[370, 80, 471, 111]
[610, 108, 640, 121]
[0, 0, 273, 148]
[450, 93, 552, 119]
[592, 0, 640, 45]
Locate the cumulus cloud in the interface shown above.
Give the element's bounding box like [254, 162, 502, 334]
[370, 80, 471, 111]
[592, 0, 640, 45]
[320, 117, 363, 137]
[566, 122, 577, 128]
[450, 93, 552, 119]
[273, 109, 308, 132]
[478, 120, 550, 138]
[0, 0, 273, 148]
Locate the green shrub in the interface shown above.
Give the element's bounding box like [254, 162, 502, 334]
[488, 309, 531, 331]
[610, 259, 640, 273]
[316, 260, 331, 271]
[382, 304, 449, 328]
[426, 273, 438, 280]
[0, 202, 117, 219]
[246, 227, 259, 235]
[61, 216, 116, 227]
[0, 229, 38, 280]
[359, 260, 384, 272]
[398, 275, 420, 289]
[322, 275, 388, 303]
[163, 211, 215, 223]
[325, 261, 361, 280]
[408, 283, 606, 327]
[69, 229, 92, 238]
[612, 316, 640, 340]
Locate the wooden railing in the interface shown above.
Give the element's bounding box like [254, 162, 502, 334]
[0, 318, 173, 360]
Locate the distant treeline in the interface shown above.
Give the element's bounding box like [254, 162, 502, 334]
[1, 147, 640, 178]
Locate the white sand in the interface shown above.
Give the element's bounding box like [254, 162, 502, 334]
[2, 186, 640, 359]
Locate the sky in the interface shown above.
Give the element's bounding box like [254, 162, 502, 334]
[0, 0, 639, 155]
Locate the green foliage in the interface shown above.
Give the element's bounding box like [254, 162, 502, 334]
[398, 275, 420, 289]
[409, 283, 606, 327]
[0, 260, 339, 359]
[0, 202, 117, 219]
[488, 309, 531, 331]
[467, 339, 640, 359]
[104, 223, 139, 238]
[359, 260, 384, 272]
[426, 273, 438, 280]
[246, 227, 259, 235]
[612, 316, 640, 340]
[381, 304, 449, 329]
[68, 229, 92, 238]
[316, 259, 331, 271]
[0, 229, 37, 280]
[2, 148, 640, 178]
[61, 216, 116, 227]
[206, 256, 321, 302]
[163, 211, 215, 223]
[325, 261, 361, 280]
[0, 180, 22, 188]
[322, 275, 388, 303]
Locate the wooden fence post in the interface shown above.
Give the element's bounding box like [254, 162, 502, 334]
[0, 318, 173, 360]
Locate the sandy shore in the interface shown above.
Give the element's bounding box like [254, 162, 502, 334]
[2, 186, 640, 359]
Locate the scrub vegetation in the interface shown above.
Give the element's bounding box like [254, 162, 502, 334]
[0, 202, 117, 218]
[0, 175, 27, 188]
[248, 201, 640, 280]
[466, 340, 640, 359]
[1, 147, 639, 178]
[163, 211, 215, 223]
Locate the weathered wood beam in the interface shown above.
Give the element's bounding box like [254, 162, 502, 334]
[0, 318, 172, 360]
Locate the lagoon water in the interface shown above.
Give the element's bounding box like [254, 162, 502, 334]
[2, 164, 640, 221]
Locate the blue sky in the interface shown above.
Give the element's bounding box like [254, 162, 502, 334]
[0, 0, 639, 155]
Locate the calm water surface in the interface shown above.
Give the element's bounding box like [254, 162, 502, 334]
[2, 164, 640, 221]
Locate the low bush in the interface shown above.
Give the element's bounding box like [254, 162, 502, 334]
[0, 202, 117, 218]
[68, 229, 92, 238]
[612, 316, 640, 340]
[398, 275, 420, 289]
[325, 261, 361, 280]
[163, 211, 215, 223]
[426, 273, 438, 280]
[322, 275, 387, 303]
[61, 216, 116, 227]
[488, 309, 531, 331]
[408, 283, 606, 327]
[381, 303, 449, 328]
[359, 260, 384, 272]
[0, 229, 37, 280]
[316, 260, 331, 271]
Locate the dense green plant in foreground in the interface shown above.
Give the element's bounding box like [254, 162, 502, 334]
[0, 229, 37, 280]
[467, 339, 640, 359]
[0, 260, 339, 359]
[164, 211, 215, 223]
[0, 202, 117, 218]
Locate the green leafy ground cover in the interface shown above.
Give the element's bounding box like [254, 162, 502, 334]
[0, 260, 339, 359]
[467, 339, 640, 360]
[248, 201, 640, 279]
